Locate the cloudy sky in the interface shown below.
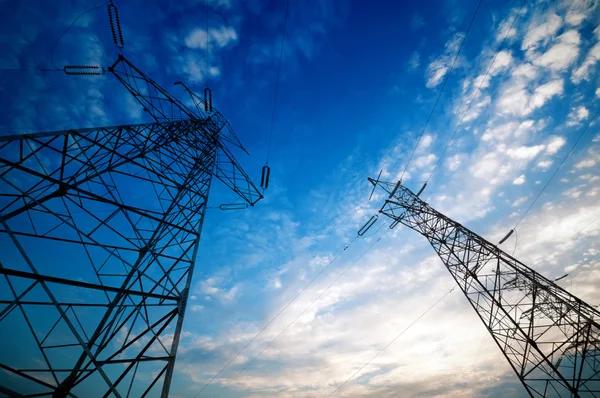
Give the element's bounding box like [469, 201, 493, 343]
[1, 0, 600, 396]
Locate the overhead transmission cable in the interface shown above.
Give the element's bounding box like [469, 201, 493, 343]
[426, 0, 526, 183]
[50, 0, 111, 70]
[0, 1, 111, 74]
[212, 222, 390, 398]
[512, 105, 600, 230]
[260, 0, 289, 191]
[552, 212, 600, 285]
[193, 234, 360, 397]
[205, 0, 210, 87]
[266, 0, 289, 165]
[397, 0, 483, 182]
[328, 287, 455, 397]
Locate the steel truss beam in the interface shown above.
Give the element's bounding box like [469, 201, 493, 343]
[0, 55, 262, 397]
[371, 179, 600, 397]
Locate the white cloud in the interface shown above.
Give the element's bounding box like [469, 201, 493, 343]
[495, 6, 521, 42]
[426, 33, 464, 88]
[576, 158, 597, 169]
[565, 0, 599, 26]
[489, 51, 513, 75]
[418, 134, 434, 151]
[196, 277, 241, 303]
[545, 136, 566, 154]
[512, 63, 538, 80]
[408, 51, 420, 70]
[537, 160, 553, 170]
[446, 154, 463, 171]
[496, 76, 563, 117]
[567, 106, 590, 126]
[185, 29, 208, 49]
[532, 30, 580, 71]
[521, 12, 562, 50]
[506, 144, 546, 160]
[513, 196, 529, 207]
[513, 174, 526, 185]
[413, 153, 437, 169]
[529, 79, 564, 112]
[185, 26, 238, 49]
[572, 42, 600, 83]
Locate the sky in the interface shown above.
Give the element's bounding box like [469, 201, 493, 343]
[0, 0, 600, 397]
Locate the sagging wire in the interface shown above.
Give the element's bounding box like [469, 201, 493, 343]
[327, 287, 455, 396]
[50, 1, 110, 71]
[260, 0, 290, 191]
[213, 222, 390, 398]
[397, 0, 483, 182]
[513, 105, 600, 231]
[192, 234, 361, 398]
[203, 0, 214, 112]
[425, 0, 526, 184]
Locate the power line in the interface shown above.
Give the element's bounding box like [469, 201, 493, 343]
[0, 68, 61, 73]
[205, 0, 210, 87]
[398, 0, 483, 181]
[266, 0, 290, 165]
[213, 222, 389, 397]
[513, 105, 600, 229]
[50, 1, 110, 70]
[570, 253, 600, 282]
[426, 0, 526, 183]
[328, 287, 455, 397]
[193, 234, 359, 397]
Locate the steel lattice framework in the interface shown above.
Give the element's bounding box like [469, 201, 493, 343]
[0, 55, 262, 397]
[370, 178, 600, 397]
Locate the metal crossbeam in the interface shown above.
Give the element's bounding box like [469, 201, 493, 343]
[371, 178, 600, 397]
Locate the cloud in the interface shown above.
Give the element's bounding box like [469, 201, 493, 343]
[571, 40, 600, 83]
[489, 50, 514, 75]
[531, 30, 581, 71]
[512, 196, 529, 207]
[513, 174, 526, 185]
[495, 6, 522, 42]
[566, 106, 590, 126]
[408, 51, 420, 70]
[565, 0, 600, 26]
[425, 32, 464, 88]
[545, 135, 566, 154]
[185, 26, 238, 49]
[495, 75, 564, 117]
[506, 144, 546, 160]
[537, 160, 553, 170]
[521, 12, 562, 51]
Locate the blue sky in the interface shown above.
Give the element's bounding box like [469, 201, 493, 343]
[1, 0, 600, 397]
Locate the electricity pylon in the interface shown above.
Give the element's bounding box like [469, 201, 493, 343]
[0, 55, 262, 397]
[369, 178, 600, 397]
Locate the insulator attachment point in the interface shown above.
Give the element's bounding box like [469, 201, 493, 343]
[498, 229, 514, 245]
[358, 215, 378, 236]
[204, 87, 213, 112]
[260, 165, 271, 189]
[219, 203, 248, 211]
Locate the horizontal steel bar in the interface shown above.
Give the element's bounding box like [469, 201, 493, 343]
[0, 269, 179, 301]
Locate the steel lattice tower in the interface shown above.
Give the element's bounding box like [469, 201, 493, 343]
[369, 178, 600, 397]
[0, 55, 262, 397]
